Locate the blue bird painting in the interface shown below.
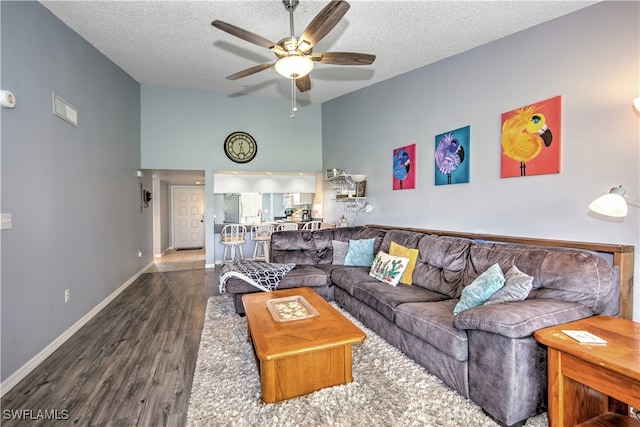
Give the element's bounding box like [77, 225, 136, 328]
[393, 144, 416, 190]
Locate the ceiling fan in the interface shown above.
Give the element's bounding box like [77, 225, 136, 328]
[211, 0, 376, 96]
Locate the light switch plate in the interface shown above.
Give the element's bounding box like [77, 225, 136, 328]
[1, 213, 12, 230]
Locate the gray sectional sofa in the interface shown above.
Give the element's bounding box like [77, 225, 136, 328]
[223, 225, 620, 426]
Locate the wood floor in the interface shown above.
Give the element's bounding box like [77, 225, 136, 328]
[1, 265, 221, 426]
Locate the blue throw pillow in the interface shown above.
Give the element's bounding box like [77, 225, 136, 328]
[344, 238, 375, 266]
[453, 263, 505, 315]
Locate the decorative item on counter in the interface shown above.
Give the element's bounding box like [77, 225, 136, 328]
[338, 215, 348, 228]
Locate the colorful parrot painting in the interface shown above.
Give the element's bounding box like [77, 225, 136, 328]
[501, 96, 561, 178]
[434, 126, 470, 186]
[393, 144, 416, 190]
[435, 134, 464, 184]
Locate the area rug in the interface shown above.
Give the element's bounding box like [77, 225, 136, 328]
[186, 295, 549, 427]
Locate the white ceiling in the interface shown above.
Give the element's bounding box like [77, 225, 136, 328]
[40, 0, 598, 105]
[40, 0, 598, 185]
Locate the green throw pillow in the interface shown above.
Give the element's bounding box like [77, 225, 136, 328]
[453, 263, 505, 315]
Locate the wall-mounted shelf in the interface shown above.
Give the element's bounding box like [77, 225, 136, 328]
[325, 174, 354, 192]
[325, 171, 367, 212]
[333, 197, 367, 213]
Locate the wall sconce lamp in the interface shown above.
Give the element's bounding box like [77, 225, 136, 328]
[589, 186, 639, 217]
[355, 202, 374, 225]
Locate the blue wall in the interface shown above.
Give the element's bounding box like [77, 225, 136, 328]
[141, 85, 322, 172]
[322, 2, 640, 319]
[1, 2, 148, 382]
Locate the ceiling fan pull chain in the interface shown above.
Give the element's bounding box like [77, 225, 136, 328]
[290, 79, 296, 118]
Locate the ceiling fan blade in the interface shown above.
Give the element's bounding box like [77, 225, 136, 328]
[212, 20, 277, 50]
[299, 1, 350, 50]
[311, 52, 376, 65]
[226, 62, 275, 80]
[295, 75, 311, 93]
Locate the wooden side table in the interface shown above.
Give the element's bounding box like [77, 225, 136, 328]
[534, 315, 640, 427]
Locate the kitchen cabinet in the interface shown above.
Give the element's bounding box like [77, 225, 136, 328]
[284, 193, 314, 207]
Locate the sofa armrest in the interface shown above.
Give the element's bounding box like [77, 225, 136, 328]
[453, 299, 592, 339]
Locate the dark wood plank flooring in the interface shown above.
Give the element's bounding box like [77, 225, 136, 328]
[1, 267, 220, 426]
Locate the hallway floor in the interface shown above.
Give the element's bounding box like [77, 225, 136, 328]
[145, 248, 206, 272]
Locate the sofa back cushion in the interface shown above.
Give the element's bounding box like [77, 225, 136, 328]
[357, 227, 387, 254]
[465, 242, 618, 315]
[380, 229, 423, 252]
[412, 235, 473, 298]
[270, 226, 365, 265]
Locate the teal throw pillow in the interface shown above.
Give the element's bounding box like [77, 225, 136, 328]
[344, 238, 376, 267]
[453, 263, 505, 315]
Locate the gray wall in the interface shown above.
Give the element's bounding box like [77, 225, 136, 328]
[1, 2, 149, 381]
[322, 1, 640, 320]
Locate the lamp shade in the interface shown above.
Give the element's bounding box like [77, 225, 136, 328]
[588, 187, 628, 217]
[274, 56, 314, 79]
[363, 203, 374, 213]
[634, 96, 640, 113]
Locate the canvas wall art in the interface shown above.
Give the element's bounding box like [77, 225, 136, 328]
[393, 144, 416, 190]
[435, 125, 470, 185]
[501, 96, 561, 178]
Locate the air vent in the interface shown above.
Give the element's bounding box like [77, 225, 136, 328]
[52, 92, 78, 127]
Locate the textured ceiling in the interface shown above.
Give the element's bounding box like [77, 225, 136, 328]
[40, 0, 598, 104]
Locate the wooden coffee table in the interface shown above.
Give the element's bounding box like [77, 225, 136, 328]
[534, 315, 640, 427]
[242, 287, 366, 403]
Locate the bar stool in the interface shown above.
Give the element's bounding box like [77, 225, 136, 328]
[220, 224, 247, 261]
[251, 224, 274, 262]
[302, 221, 322, 231]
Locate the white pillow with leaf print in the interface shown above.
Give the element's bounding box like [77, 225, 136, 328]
[369, 251, 410, 286]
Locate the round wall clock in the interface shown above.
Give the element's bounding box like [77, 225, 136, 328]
[224, 131, 257, 163]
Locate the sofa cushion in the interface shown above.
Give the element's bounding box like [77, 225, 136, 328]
[344, 238, 376, 266]
[453, 263, 505, 315]
[389, 242, 419, 285]
[453, 299, 593, 339]
[226, 265, 329, 294]
[353, 281, 449, 322]
[270, 230, 317, 265]
[466, 242, 616, 314]
[380, 229, 424, 253]
[484, 265, 533, 305]
[357, 227, 387, 254]
[412, 235, 472, 298]
[395, 300, 469, 362]
[330, 266, 377, 296]
[313, 227, 363, 265]
[369, 251, 410, 286]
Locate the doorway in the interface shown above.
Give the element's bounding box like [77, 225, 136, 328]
[172, 186, 205, 249]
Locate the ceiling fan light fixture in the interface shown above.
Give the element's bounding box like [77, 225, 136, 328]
[274, 55, 314, 79]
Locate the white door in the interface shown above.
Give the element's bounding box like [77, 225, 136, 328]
[172, 186, 205, 249]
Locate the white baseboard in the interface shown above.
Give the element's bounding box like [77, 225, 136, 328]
[0, 262, 153, 397]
